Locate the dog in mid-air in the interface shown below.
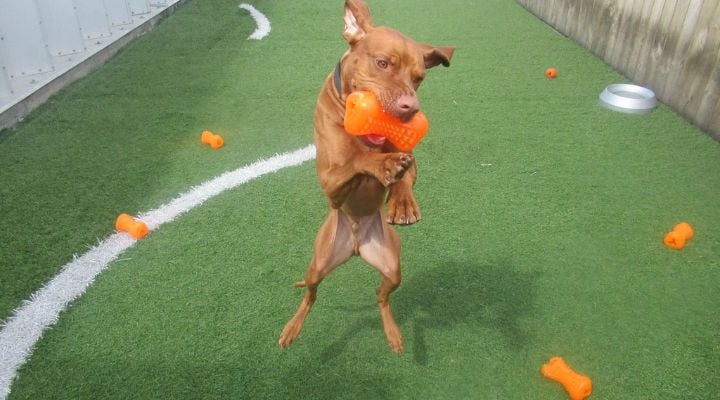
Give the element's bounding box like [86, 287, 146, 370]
[279, 0, 455, 353]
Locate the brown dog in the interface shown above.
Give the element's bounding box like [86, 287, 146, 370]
[278, 0, 454, 353]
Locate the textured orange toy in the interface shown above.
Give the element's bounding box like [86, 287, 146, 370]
[545, 67, 558, 79]
[344, 91, 429, 151]
[663, 222, 694, 250]
[201, 130, 224, 149]
[541, 357, 592, 400]
[116, 213, 149, 239]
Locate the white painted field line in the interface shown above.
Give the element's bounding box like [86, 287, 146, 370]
[0, 144, 316, 399]
[239, 3, 271, 40]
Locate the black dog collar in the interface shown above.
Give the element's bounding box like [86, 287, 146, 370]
[333, 62, 343, 96]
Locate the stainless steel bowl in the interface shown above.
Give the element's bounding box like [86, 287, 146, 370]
[599, 84, 658, 114]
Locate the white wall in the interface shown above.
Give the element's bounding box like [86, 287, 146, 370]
[0, 0, 180, 117]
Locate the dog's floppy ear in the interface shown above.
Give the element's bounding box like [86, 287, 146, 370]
[343, 0, 374, 44]
[421, 44, 456, 69]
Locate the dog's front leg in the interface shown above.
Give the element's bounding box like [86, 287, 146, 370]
[387, 162, 421, 225]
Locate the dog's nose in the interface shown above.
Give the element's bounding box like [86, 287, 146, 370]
[396, 95, 419, 121]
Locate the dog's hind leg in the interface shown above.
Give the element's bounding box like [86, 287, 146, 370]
[279, 208, 354, 349]
[357, 212, 404, 353]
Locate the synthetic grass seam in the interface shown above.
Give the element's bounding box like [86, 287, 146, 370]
[0, 144, 316, 400]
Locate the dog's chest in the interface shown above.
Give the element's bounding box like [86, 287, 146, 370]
[341, 175, 387, 216]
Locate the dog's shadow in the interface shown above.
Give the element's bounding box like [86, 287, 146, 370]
[321, 260, 539, 365]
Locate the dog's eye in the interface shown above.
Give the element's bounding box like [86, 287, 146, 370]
[375, 59, 390, 70]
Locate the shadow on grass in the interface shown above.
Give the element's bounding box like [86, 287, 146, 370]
[321, 260, 539, 365]
[281, 362, 393, 399]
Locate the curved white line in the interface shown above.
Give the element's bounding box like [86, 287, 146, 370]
[0, 144, 316, 399]
[239, 3, 271, 40]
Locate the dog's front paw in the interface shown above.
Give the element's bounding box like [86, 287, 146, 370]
[387, 186, 421, 225]
[381, 153, 414, 186]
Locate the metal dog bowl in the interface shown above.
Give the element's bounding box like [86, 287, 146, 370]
[599, 84, 658, 114]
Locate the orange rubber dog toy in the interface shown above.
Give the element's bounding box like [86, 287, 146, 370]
[541, 357, 592, 400]
[344, 91, 429, 151]
[545, 67, 558, 79]
[116, 213, 149, 239]
[201, 130, 224, 149]
[663, 222, 694, 250]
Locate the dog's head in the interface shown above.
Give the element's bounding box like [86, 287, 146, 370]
[340, 0, 455, 122]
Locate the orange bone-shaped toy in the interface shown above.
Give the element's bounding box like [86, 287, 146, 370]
[541, 357, 592, 400]
[116, 213, 149, 239]
[663, 222, 694, 250]
[201, 130, 224, 149]
[344, 91, 429, 151]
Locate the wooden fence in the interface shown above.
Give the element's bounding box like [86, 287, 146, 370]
[517, 0, 720, 140]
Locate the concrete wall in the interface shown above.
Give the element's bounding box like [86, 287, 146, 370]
[0, 0, 184, 130]
[517, 0, 720, 140]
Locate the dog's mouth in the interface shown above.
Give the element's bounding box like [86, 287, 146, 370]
[360, 134, 387, 147]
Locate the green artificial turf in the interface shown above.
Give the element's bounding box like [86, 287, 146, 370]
[4, 0, 720, 399]
[0, 0, 320, 322]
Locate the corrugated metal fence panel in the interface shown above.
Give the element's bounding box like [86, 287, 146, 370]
[516, 0, 720, 140]
[0, 0, 184, 125]
[0, 0, 54, 78]
[104, 0, 133, 27]
[35, 0, 86, 57]
[128, 0, 151, 16]
[73, 0, 112, 39]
